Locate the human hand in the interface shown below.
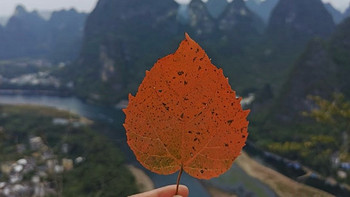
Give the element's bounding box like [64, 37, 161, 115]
[129, 185, 189, 197]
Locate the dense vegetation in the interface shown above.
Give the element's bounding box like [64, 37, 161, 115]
[249, 17, 350, 184]
[0, 105, 138, 196]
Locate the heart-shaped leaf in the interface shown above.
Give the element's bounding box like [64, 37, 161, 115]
[124, 34, 249, 182]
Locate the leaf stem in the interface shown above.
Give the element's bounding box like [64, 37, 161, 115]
[175, 165, 184, 195]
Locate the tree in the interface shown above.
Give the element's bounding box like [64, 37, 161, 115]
[303, 93, 350, 156]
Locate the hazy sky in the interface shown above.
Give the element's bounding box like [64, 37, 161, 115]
[0, 0, 349, 17]
[0, 0, 98, 16]
[323, 0, 350, 11]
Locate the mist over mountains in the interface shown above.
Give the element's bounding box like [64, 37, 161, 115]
[0, 5, 87, 62]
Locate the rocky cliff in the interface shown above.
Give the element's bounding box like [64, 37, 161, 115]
[269, 17, 350, 125]
[267, 0, 335, 47]
[324, 3, 343, 24]
[329, 18, 350, 96]
[272, 40, 338, 123]
[245, 0, 279, 22]
[187, 0, 216, 38]
[219, 0, 264, 37]
[258, 0, 335, 83]
[66, 0, 340, 105]
[47, 9, 87, 62]
[344, 4, 350, 19]
[69, 0, 180, 103]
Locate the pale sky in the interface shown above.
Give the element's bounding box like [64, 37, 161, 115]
[0, 0, 98, 16]
[323, 0, 350, 12]
[0, 0, 349, 17]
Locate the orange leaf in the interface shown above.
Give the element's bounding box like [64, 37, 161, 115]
[123, 33, 249, 180]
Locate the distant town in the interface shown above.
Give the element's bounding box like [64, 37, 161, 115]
[0, 118, 85, 197]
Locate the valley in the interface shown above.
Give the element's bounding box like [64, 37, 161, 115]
[1, 0, 350, 196]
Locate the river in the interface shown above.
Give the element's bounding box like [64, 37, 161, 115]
[0, 94, 277, 197]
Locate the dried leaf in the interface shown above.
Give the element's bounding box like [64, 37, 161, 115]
[123, 33, 249, 180]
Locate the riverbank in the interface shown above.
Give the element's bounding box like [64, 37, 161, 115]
[127, 165, 155, 193]
[236, 152, 333, 197]
[204, 184, 237, 197]
[0, 89, 71, 96]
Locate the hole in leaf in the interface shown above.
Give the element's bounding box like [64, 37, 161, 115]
[178, 71, 184, 75]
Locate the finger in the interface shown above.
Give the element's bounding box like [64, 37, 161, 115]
[130, 185, 189, 197]
[156, 185, 189, 197]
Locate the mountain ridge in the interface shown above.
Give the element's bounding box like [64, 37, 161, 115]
[267, 17, 350, 126]
[0, 5, 87, 62]
[245, 0, 278, 22]
[64, 0, 269, 104]
[62, 0, 342, 105]
[66, 0, 180, 103]
[324, 2, 344, 24]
